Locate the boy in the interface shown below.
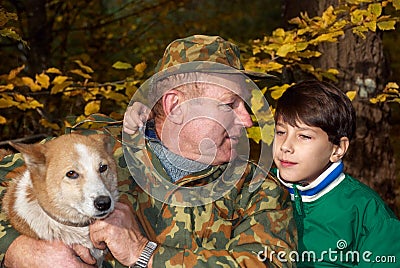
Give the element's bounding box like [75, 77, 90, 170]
[273, 80, 400, 267]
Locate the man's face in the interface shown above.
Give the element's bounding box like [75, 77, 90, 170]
[163, 84, 253, 165]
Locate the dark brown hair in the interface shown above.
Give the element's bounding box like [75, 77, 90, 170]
[274, 80, 356, 145]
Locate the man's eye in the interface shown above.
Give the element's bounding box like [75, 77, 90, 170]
[219, 103, 234, 111]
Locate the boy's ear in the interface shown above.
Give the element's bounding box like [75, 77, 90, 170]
[162, 90, 185, 124]
[330, 137, 349, 162]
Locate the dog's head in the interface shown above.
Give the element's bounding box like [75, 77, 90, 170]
[10, 134, 119, 225]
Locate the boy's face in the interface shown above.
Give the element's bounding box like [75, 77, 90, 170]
[273, 117, 341, 184]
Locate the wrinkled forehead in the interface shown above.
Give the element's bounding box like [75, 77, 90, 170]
[153, 71, 252, 101]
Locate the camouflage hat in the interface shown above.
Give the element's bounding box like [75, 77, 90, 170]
[155, 35, 275, 78]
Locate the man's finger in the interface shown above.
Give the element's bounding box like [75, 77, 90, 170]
[71, 244, 97, 265]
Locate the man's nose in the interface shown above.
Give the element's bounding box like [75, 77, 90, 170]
[235, 103, 253, 127]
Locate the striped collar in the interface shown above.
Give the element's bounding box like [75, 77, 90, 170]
[277, 161, 345, 202]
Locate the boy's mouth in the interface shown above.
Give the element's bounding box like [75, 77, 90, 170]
[279, 159, 297, 167]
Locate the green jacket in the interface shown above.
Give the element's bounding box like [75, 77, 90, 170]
[0, 117, 297, 267]
[274, 161, 400, 267]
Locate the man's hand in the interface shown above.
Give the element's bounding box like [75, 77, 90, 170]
[89, 202, 151, 267]
[4, 235, 95, 268]
[123, 102, 152, 134]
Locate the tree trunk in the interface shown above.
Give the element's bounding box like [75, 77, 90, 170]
[283, 0, 398, 215]
[13, 0, 51, 74]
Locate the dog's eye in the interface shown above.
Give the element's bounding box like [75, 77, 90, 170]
[66, 170, 79, 179]
[99, 164, 108, 173]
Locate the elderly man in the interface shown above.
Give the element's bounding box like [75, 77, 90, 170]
[0, 35, 296, 267]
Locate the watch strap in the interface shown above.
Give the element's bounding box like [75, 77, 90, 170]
[131, 240, 158, 268]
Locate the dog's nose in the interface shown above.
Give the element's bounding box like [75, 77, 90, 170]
[94, 195, 112, 211]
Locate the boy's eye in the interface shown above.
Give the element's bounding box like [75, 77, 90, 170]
[299, 134, 311, 140]
[275, 130, 285, 136]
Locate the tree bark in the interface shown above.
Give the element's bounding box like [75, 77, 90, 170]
[283, 0, 398, 215]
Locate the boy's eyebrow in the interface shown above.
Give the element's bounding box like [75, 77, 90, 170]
[276, 121, 319, 133]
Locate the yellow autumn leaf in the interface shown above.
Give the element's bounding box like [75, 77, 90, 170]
[26, 98, 43, 109]
[84, 100, 101, 115]
[0, 115, 6, 124]
[102, 88, 128, 102]
[364, 21, 376, 32]
[14, 93, 26, 102]
[0, 84, 14, 92]
[74, 60, 94, 73]
[125, 83, 138, 99]
[261, 123, 275, 145]
[368, 3, 382, 17]
[21, 77, 42, 92]
[0, 95, 18, 108]
[273, 28, 285, 37]
[112, 61, 133, 70]
[270, 84, 291, 100]
[346, 90, 357, 101]
[377, 20, 396, 31]
[36, 73, 50, 89]
[51, 81, 73, 94]
[45, 67, 62, 74]
[70, 69, 92, 79]
[393, 0, 400, 10]
[247, 126, 262, 144]
[327, 68, 339, 75]
[385, 82, 399, 89]
[53, 75, 69, 84]
[39, 119, 60, 130]
[251, 89, 265, 113]
[134, 62, 147, 73]
[8, 65, 25, 80]
[277, 43, 296, 57]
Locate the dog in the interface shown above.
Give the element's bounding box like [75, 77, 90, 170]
[2, 133, 119, 267]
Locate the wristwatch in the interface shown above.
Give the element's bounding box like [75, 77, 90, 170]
[131, 241, 158, 268]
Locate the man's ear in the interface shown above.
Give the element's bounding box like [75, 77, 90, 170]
[162, 89, 185, 124]
[330, 137, 350, 162]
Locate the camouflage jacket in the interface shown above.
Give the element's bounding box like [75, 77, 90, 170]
[0, 115, 297, 267]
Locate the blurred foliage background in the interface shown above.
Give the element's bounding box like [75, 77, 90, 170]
[0, 0, 400, 215]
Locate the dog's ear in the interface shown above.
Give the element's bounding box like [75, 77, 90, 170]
[89, 134, 114, 155]
[9, 142, 46, 168]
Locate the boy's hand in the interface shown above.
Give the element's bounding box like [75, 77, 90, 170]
[123, 102, 151, 134]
